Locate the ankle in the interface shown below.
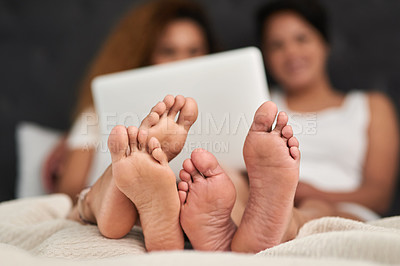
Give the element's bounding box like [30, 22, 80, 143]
[282, 209, 302, 242]
[77, 187, 96, 224]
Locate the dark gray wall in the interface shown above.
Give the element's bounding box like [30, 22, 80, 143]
[1, 0, 400, 213]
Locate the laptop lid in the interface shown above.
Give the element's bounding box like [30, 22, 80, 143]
[92, 47, 269, 176]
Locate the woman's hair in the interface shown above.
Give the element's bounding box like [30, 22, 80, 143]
[256, 0, 329, 44]
[74, 0, 216, 119]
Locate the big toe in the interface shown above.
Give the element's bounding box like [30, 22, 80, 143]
[190, 148, 223, 177]
[251, 101, 278, 132]
[177, 97, 198, 131]
[108, 125, 129, 163]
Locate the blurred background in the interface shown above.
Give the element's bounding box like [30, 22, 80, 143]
[1, 0, 399, 213]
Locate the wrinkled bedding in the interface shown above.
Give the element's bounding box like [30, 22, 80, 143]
[1, 194, 400, 265]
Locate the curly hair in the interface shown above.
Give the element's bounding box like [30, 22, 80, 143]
[74, 0, 216, 119]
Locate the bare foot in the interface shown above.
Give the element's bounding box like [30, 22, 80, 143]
[109, 125, 183, 251]
[71, 127, 142, 239]
[71, 96, 198, 241]
[139, 95, 198, 161]
[79, 164, 138, 239]
[178, 148, 237, 251]
[231, 101, 300, 253]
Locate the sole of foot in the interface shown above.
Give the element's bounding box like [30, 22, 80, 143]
[138, 95, 198, 161]
[231, 101, 300, 253]
[109, 125, 184, 251]
[178, 148, 237, 251]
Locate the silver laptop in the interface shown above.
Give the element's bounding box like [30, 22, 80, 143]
[92, 47, 269, 176]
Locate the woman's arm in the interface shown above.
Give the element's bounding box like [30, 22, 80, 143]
[50, 109, 99, 201]
[42, 136, 67, 192]
[54, 148, 94, 202]
[296, 92, 399, 215]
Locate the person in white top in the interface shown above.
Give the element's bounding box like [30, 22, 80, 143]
[42, 0, 216, 201]
[240, 0, 399, 221]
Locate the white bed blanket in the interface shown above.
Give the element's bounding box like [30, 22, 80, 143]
[0, 194, 399, 265]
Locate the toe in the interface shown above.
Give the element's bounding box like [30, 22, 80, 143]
[137, 129, 148, 151]
[251, 101, 278, 132]
[182, 158, 195, 173]
[178, 190, 187, 205]
[290, 146, 301, 160]
[178, 180, 189, 205]
[282, 125, 294, 139]
[149, 137, 168, 164]
[183, 157, 203, 182]
[179, 169, 192, 183]
[151, 101, 166, 116]
[190, 148, 223, 178]
[168, 95, 185, 119]
[288, 136, 299, 148]
[273, 112, 288, 134]
[139, 111, 160, 129]
[178, 181, 189, 192]
[163, 95, 175, 112]
[148, 136, 161, 151]
[127, 126, 139, 153]
[177, 97, 198, 131]
[108, 125, 129, 163]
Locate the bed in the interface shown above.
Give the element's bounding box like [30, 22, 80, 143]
[1, 194, 400, 265]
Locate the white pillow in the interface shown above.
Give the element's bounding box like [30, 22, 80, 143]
[15, 122, 62, 198]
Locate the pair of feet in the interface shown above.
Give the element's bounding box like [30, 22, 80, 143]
[179, 101, 300, 252]
[81, 95, 300, 253]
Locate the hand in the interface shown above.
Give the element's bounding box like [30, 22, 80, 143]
[42, 136, 67, 193]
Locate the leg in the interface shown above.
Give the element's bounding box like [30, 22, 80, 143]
[178, 149, 237, 251]
[297, 198, 364, 221]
